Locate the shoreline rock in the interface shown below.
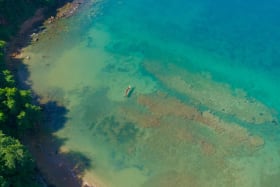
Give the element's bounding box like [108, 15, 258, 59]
[6, 0, 85, 70]
[45, 0, 84, 25]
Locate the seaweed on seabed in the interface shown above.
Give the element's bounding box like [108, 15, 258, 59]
[117, 121, 138, 143]
[96, 116, 139, 144]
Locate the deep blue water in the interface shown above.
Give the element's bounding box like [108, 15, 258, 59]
[98, 0, 280, 111]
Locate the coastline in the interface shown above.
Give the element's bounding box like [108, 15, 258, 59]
[3, 0, 280, 186]
[6, 0, 85, 66]
[6, 1, 99, 187]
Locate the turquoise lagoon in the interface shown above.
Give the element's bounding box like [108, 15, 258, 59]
[22, 0, 280, 186]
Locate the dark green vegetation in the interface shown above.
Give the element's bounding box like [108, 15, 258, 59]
[0, 66, 41, 136]
[0, 42, 41, 187]
[0, 0, 57, 40]
[0, 131, 38, 187]
[0, 1, 61, 186]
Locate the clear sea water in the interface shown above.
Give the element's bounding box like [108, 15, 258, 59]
[22, 0, 280, 186]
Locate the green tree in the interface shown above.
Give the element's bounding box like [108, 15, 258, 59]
[0, 72, 41, 135]
[0, 1, 65, 186]
[0, 131, 39, 187]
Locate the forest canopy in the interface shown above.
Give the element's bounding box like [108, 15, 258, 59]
[0, 0, 56, 39]
[0, 0, 63, 186]
[0, 42, 41, 186]
[0, 131, 39, 187]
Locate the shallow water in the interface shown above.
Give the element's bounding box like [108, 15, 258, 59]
[22, 0, 280, 186]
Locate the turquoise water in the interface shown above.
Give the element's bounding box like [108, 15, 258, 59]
[22, 0, 280, 186]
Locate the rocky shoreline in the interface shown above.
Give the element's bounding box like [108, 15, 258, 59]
[6, 1, 98, 187]
[7, 0, 85, 62]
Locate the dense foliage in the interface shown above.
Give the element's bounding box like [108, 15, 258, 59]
[0, 0, 56, 39]
[0, 70, 41, 135]
[0, 131, 38, 187]
[0, 1, 61, 186]
[0, 41, 41, 186]
[0, 41, 41, 136]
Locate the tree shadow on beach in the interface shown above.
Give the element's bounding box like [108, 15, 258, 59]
[20, 81, 94, 187]
[4, 1, 98, 186]
[15, 67, 94, 187]
[28, 130, 94, 187]
[34, 135, 94, 187]
[14, 77, 94, 187]
[8, 25, 94, 187]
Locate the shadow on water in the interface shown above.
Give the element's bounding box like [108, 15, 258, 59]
[42, 101, 68, 132]
[5, 5, 94, 187]
[15, 64, 93, 187]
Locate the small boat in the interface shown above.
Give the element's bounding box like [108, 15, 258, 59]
[124, 85, 133, 97]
